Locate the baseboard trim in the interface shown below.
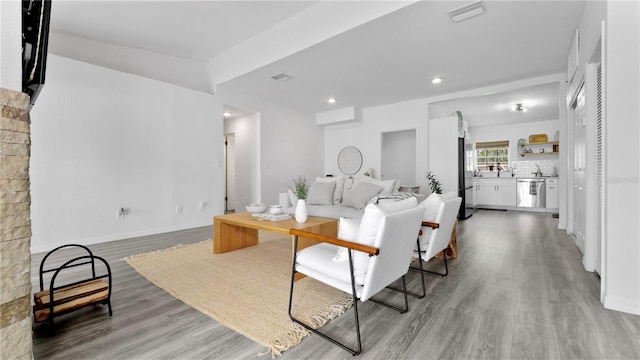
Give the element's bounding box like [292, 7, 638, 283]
[604, 295, 640, 315]
[30, 221, 213, 254]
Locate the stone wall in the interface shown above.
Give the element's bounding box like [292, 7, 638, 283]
[0, 88, 33, 359]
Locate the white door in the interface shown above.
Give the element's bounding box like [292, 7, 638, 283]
[225, 134, 236, 212]
[572, 84, 587, 253]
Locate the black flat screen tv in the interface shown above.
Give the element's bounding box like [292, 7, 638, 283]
[22, 0, 52, 108]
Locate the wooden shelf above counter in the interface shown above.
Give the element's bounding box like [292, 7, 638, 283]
[519, 140, 559, 156]
[522, 151, 559, 156]
[523, 141, 559, 146]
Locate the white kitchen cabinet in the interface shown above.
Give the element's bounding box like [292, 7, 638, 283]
[473, 178, 517, 208]
[546, 178, 559, 211]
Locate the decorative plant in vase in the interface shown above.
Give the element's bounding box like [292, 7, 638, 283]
[425, 171, 443, 195]
[290, 176, 309, 223]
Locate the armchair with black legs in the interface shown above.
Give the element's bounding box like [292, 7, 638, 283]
[288, 197, 424, 355]
[411, 193, 462, 298]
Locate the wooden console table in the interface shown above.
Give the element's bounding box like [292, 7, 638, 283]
[213, 212, 338, 254]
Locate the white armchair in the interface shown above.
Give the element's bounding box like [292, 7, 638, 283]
[288, 197, 424, 355]
[412, 194, 462, 298]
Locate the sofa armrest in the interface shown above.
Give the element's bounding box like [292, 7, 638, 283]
[289, 228, 379, 256]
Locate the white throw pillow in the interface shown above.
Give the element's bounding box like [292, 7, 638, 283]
[287, 189, 297, 207]
[316, 177, 345, 204]
[306, 181, 336, 205]
[333, 217, 361, 262]
[342, 182, 384, 209]
[358, 177, 397, 194]
[342, 178, 354, 200]
[352, 197, 418, 284]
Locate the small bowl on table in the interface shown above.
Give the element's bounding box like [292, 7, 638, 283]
[246, 203, 267, 214]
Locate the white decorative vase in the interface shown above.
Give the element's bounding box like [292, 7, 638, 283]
[295, 199, 308, 223]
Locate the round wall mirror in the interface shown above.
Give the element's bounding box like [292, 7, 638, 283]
[337, 146, 363, 175]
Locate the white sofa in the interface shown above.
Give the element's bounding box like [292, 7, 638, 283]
[285, 176, 419, 219]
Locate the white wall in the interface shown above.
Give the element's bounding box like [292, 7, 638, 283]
[602, 0, 640, 315]
[218, 89, 325, 206]
[471, 119, 560, 171]
[324, 98, 430, 191]
[224, 113, 258, 208]
[381, 129, 416, 186]
[30, 55, 223, 253]
[0, 0, 22, 90]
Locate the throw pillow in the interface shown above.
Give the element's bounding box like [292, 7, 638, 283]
[333, 217, 361, 262]
[342, 182, 384, 210]
[306, 181, 336, 205]
[358, 177, 397, 194]
[315, 177, 345, 204]
[287, 189, 297, 207]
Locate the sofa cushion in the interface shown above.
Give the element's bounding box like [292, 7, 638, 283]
[358, 177, 397, 194]
[342, 182, 383, 209]
[306, 181, 336, 205]
[315, 177, 345, 204]
[288, 189, 297, 207]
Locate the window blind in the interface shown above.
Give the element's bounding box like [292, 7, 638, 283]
[476, 140, 509, 149]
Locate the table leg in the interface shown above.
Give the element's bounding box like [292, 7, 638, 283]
[213, 218, 259, 254]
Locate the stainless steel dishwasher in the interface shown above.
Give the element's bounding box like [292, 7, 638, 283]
[516, 178, 546, 209]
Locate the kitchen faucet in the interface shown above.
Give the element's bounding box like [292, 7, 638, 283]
[532, 163, 543, 177]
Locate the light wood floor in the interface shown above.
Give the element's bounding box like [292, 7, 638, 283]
[31, 210, 640, 359]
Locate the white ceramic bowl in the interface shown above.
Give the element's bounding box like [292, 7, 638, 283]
[246, 203, 267, 214]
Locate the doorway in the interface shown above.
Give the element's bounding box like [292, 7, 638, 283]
[224, 134, 236, 213]
[381, 129, 416, 185]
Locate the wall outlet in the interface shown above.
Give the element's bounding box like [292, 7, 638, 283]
[198, 201, 205, 211]
[175, 205, 182, 214]
[117, 207, 125, 219]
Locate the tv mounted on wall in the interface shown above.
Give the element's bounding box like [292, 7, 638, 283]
[22, 0, 52, 108]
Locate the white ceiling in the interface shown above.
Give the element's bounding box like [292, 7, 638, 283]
[428, 82, 561, 127]
[47, 1, 586, 125]
[49, 1, 318, 61]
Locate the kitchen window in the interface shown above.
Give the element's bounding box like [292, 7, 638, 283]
[475, 140, 509, 171]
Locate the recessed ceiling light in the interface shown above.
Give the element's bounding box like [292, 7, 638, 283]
[432, 77, 443, 84]
[328, 98, 336, 104]
[511, 103, 527, 112]
[223, 112, 231, 117]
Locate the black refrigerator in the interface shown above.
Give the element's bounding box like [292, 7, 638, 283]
[458, 137, 474, 220]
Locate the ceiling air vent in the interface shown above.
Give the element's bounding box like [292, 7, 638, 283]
[271, 73, 293, 82]
[447, 1, 485, 22]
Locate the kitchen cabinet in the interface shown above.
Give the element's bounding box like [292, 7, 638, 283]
[546, 178, 559, 211]
[473, 178, 516, 208]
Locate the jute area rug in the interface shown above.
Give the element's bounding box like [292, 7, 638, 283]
[125, 232, 353, 356]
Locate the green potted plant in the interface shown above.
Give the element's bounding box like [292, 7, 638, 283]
[290, 176, 309, 223]
[290, 176, 308, 200]
[425, 171, 443, 195]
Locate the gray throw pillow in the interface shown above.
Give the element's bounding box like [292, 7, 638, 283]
[342, 182, 384, 209]
[306, 181, 336, 205]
